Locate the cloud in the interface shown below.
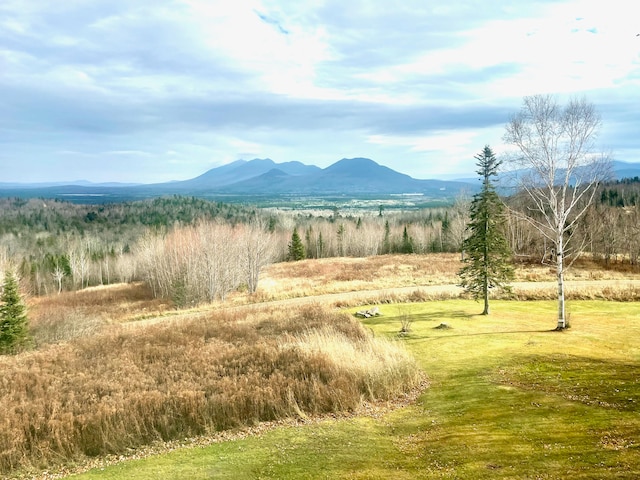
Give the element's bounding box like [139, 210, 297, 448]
[0, 0, 638, 183]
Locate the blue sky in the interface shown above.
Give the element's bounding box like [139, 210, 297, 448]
[1, 0, 638, 183]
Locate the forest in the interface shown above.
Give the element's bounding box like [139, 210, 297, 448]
[1, 177, 639, 306]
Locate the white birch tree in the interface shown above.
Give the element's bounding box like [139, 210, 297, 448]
[503, 94, 611, 329]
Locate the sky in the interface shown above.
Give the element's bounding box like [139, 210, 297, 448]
[1, 0, 639, 184]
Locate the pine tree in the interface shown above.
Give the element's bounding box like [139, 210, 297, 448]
[317, 231, 324, 259]
[401, 226, 414, 253]
[336, 224, 345, 256]
[288, 228, 305, 261]
[0, 269, 31, 354]
[305, 226, 314, 258]
[382, 220, 391, 254]
[458, 146, 514, 315]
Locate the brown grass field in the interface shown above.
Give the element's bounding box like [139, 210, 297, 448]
[4, 253, 640, 478]
[256, 253, 640, 301]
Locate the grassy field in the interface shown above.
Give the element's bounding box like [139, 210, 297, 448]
[256, 254, 640, 301]
[55, 298, 639, 480]
[7, 254, 640, 479]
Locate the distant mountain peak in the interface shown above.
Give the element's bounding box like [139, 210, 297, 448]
[322, 157, 412, 182]
[261, 168, 290, 178]
[330, 157, 378, 167]
[245, 158, 275, 164]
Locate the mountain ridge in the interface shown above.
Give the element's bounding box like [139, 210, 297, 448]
[208, 157, 473, 195]
[1, 158, 639, 203]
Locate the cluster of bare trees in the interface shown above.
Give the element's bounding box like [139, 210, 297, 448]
[1, 204, 467, 300]
[508, 198, 640, 267]
[136, 221, 276, 306]
[29, 238, 137, 296]
[131, 214, 467, 306]
[289, 209, 468, 259]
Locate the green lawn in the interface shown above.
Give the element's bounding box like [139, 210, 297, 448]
[70, 300, 640, 479]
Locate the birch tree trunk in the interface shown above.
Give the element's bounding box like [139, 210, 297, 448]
[556, 234, 566, 329]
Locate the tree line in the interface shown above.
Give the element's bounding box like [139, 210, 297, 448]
[0, 180, 637, 301]
[0, 196, 471, 297]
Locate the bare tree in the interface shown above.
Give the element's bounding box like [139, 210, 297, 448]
[448, 191, 471, 260]
[51, 265, 65, 294]
[240, 221, 276, 294]
[67, 243, 89, 290]
[504, 94, 611, 329]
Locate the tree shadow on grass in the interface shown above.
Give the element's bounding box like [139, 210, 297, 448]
[363, 309, 555, 337]
[423, 329, 555, 340]
[402, 309, 553, 339]
[362, 310, 469, 328]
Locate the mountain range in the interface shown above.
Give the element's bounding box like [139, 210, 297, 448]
[134, 157, 481, 196]
[0, 158, 478, 200]
[1, 158, 639, 202]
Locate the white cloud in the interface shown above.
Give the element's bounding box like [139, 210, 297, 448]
[179, 0, 336, 99]
[0, 0, 638, 182]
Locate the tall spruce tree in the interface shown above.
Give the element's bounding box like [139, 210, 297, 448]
[458, 146, 514, 315]
[0, 269, 31, 354]
[401, 226, 414, 253]
[288, 228, 306, 261]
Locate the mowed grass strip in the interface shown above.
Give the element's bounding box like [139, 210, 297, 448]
[68, 299, 639, 479]
[1, 304, 420, 478]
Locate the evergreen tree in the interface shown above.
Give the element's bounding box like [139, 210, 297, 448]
[267, 216, 277, 233]
[382, 220, 391, 254]
[458, 146, 514, 315]
[336, 224, 345, 256]
[401, 225, 414, 253]
[305, 226, 314, 258]
[317, 231, 324, 258]
[0, 269, 31, 354]
[287, 228, 306, 261]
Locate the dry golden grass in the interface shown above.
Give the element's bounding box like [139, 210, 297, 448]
[511, 283, 640, 302]
[283, 325, 419, 401]
[258, 254, 462, 300]
[513, 255, 640, 282]
[257, 253, 640, 302]
[25, 254, 640, 333]
[0, 304, 420, 476]
[28, 283, 172, 344]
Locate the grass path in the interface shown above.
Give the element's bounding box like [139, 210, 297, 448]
[67, 299, 640, 479]
[125, 279, 640, 328]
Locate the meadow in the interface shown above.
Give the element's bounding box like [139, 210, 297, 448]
[4, 254, 640, 479]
